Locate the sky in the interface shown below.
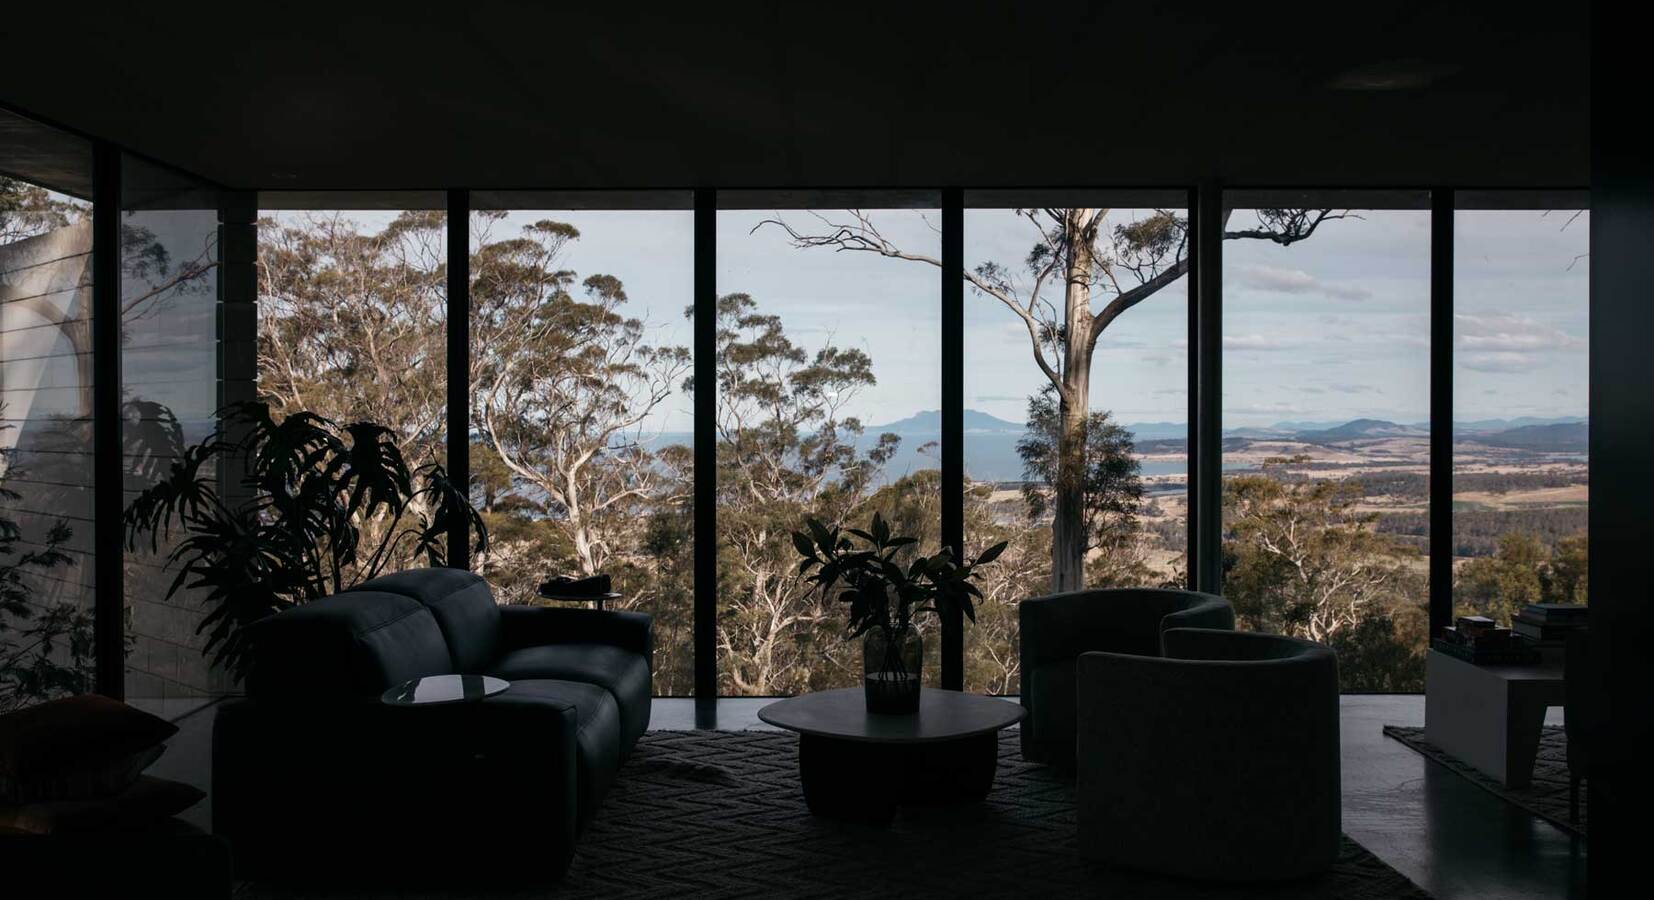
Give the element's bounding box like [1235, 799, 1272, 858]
[260, 203, 1590, 435]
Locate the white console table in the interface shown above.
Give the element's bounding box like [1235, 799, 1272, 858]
[1424, 649, 1565, 788]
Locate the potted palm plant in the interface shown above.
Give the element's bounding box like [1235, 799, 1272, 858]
[123, 401, 485, 683]
[792, 513, 1004, 713]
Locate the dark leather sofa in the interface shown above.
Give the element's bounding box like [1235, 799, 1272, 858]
[212, 567, 651, 882]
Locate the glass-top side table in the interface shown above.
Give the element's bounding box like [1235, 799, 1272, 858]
[381, 674, 510, 706]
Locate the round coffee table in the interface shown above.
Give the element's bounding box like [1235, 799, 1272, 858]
[758, 687, 1023, 823]
[381, 674, 510, 706]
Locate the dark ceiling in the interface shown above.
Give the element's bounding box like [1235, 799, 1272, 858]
[1, 2, 1589, 192]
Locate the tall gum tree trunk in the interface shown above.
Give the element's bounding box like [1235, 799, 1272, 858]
[1051, 209, 1095, 592]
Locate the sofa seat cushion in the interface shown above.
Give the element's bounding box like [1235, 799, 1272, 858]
[349, 569, 501, 673]
[488, 645, 650, 752]
[499, 680, 621, 823]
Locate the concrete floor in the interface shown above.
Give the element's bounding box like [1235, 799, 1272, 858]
[152, 694, 1586, 899]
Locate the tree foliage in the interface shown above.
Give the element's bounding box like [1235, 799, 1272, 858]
[1454, 531, 1588, 624]
[1222, 457, 1427, 690]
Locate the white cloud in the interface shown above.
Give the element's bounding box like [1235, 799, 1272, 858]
[1455, 313, 1583, 353]
[1462, 351, 1540, 373]
[1225, 333, 1298, 351]
[1233, 263, 1373, 301]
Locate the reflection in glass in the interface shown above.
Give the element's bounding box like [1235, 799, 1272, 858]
[0, 119, 96, 713]
[121, 156, 223, 708]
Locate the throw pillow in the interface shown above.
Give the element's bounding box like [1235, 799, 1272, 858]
[0, 776, 205, 835]
[0, 695, 178, 804]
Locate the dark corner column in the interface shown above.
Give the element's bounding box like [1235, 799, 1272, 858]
[446, 189, 471, 570]
[217, 191, 259, 524]
[91, 143, 123, 699]
[1192, 181, 1223, 596]
[1429, 189, 1453, 639]
[1591, 14, 1654, 884]
[941, 188, 964, 691]
[1184, 187, 1200, 591]
[693, 189, 717, 712]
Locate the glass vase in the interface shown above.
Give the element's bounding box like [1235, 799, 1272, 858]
[863, 623, 922, 714]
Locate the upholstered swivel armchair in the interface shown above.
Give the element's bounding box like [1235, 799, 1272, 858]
[1076, 628, 1341, 881]
[1018, 588, 1233, 765]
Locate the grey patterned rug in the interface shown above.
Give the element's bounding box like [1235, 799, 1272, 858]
[242, 731, 1429, 899]
[1383, 725, 1586, 838]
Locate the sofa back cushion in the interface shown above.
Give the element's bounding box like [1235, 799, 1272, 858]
[348, 568, 501, 672]
[247, 592, 453, 699]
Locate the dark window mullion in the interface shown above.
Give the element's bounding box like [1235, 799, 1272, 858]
[693, 189, 717, 704]
[1430, 189, 1454, 639]
[446, 189, 471, 570]
[1193, 181, 1223, 595]
[941, 188, 964, 690]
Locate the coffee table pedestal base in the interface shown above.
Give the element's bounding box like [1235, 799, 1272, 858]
[798, 732, 999, 823]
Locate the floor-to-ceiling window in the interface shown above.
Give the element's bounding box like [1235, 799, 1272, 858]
[715, 192, 942, 696]
[469, 191, 694, 694]
[0, 110, 96, 712]
[1452, 195, 1589, 625]
[121, 156, 223, 713]
[256, 192, 447, 579]
[962, 193, 1191, 694]
[1222, 191, 1432, 691]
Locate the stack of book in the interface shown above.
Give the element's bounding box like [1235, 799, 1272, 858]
[1433, 615, 1542, 665]
[1512, 603, 1589, 649]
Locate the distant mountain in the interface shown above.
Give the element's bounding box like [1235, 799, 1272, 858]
[1455, 416, 1587, 434]
[1472, 422, 1588, 452]
[1265, 420, 1352, 433]
[1293, 419, 1430, 443]
[869, 409, 1024, 433]
[1226, 426, 1292, 440]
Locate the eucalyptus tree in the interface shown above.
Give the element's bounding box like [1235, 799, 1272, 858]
[701, 292, 898, 694]
[468, 213, 690, 578]
[764, 206, 1347, 591]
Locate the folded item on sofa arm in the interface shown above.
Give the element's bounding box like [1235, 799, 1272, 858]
[538, 574, 612, 597]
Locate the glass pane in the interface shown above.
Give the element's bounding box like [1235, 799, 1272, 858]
[1452, 208, 1589, 624]
[256, 198, 447, 579]
[0, 113, 95, 712]
[1222, 198, 1431, 692]
[963, 204, 1190, 694]
[468, 199, 694, 695]
[121, 157, 223, 713]
[716, 201, 941, 696]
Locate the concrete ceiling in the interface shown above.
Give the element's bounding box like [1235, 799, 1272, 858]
[1, 2, 1589, 192]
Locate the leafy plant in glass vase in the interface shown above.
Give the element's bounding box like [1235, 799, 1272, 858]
[793, 512, 1005, 713]
[123, 401, 486, 683]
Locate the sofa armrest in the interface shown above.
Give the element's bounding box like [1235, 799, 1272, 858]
[498, 605, 654, 662]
